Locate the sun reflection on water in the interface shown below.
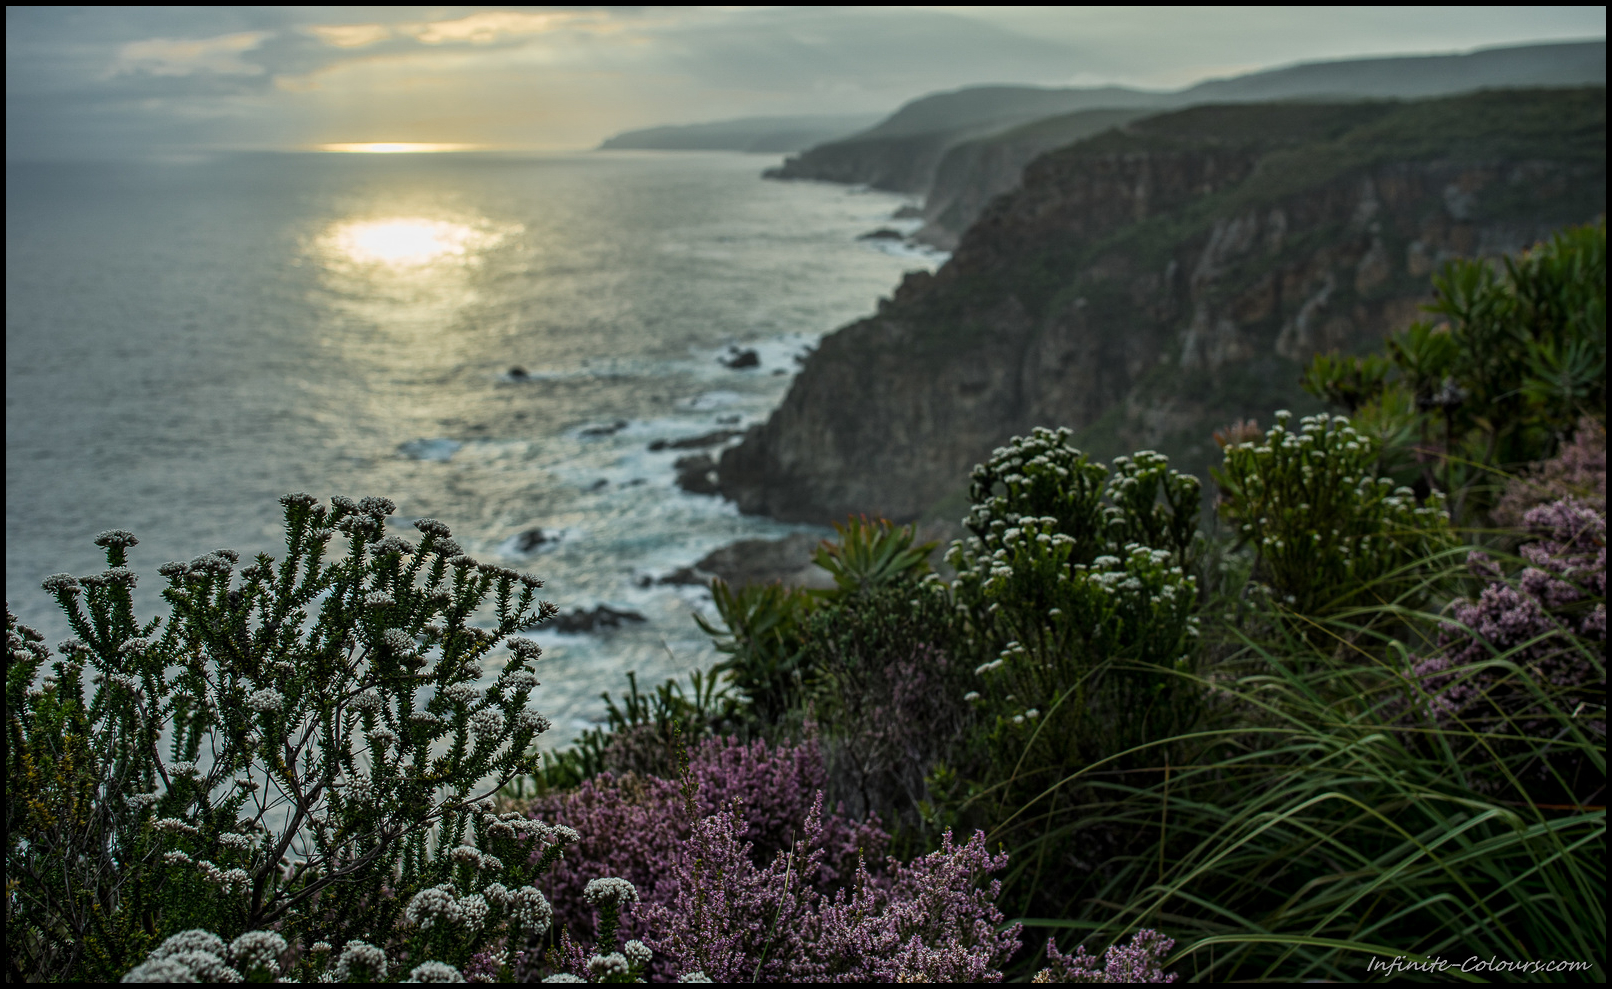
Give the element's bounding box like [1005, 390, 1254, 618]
[327, 217, 499, 267]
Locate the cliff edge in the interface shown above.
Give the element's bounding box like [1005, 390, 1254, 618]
[720, 89, 1607, 524]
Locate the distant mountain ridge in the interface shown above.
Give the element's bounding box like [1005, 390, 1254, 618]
[599, 114, 882, 153]
[766, 40, 1606, 245]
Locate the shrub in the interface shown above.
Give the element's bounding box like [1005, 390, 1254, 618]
[697, 516, 936, 730]
[642, 804, 1021, 982]
[1033, 929, 1177, 983]
[800, 584, 971, 831]
[1213, 411, 1458, 616]
[6, 495, 557, 982]
[523, 733, 888, 954]
[1409, 496, 1606, 799]
[946, 431, 1203, 795]
[1492, 415, 1606, 529]
[1301, 219, 1606, 521]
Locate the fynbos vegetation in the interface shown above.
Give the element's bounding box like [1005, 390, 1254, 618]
[7, 222, 1604, 982]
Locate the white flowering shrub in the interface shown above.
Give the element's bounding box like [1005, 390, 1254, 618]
[6, 494, 562, 982]
[1212, 411, 1458, 615]
[945, 429, 1203, 788]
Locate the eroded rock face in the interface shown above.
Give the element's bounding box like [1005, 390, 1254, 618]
[720, 92, 1607, 524]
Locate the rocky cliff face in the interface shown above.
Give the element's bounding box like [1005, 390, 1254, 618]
[720, 90, 1607, 524]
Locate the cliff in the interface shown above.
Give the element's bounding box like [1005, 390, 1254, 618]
[770, 41, 1606, 244]
[719, 89, 1608, 524]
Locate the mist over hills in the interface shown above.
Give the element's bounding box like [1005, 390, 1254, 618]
[599, 114, 881, 152]
[768, 39, 1606, 244]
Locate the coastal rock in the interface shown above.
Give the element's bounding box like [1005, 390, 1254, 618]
[550, 605, 648, 634]
[722, 90, 1607, 524]
[514, 528, 550, 553]
[580, 419, 629, 437]
[695, 532, 834, 590]
[675, 454, 720, 495]
[720, 348, 761, 370]
[649, 429, 741, 452]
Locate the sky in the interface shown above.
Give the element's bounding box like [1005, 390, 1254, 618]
[6, 6, 1607, 159]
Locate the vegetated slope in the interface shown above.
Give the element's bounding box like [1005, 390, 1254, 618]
[770, 40, 1606, 244]
[598, 114, 882, 152]
[719, 88, 1608, 524]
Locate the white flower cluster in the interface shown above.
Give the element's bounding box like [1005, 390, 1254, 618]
[384, 628, 417, 655]
[365, 591, 394, 608]
[582, 877, 639, 909]
[502, 669, 540, 691]
[217, 832, 256, 852]
[152, 817, 199, 836]
[350, 690, 384, 711]
[623, 941, 652, 966]
[515, 710, 552, 734]
[507, 638, 543, 662]
[469, 708, 505, 740]
[195, 859, 251, 893]
[334, 940, 388, 981]
[405, 960, 467, 982]
[368, 727, 398, 749]
[483, 811, 551, 842]
[226, 931, 287, 975]
[507, 885, 554, 935]
[404, 885, 490, 932]
[443, 683, 481, 704]
[166, 761, 200, 777]
[344, 771, 375, 804]
[449, 843, 503, 871]
[122, 929, 242, 983]
[246, 688, 284, 712]
[588, 953, 629, 978]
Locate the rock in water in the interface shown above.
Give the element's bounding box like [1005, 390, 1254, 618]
[550, 605, 648, 634]
[675, 454, 720, 495]
[720, 348, 760, 370]
[648, 429, 741, 452]
[515, 529, 550, 553]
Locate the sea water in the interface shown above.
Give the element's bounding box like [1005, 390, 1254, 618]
[5, 150, 942, 743]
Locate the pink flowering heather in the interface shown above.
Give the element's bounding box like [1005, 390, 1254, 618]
[1411, 497, 1606, 751]
[1032, 930, 1177, 983]
[1492, 417, 1606, 529]
[527, 733, 887, 949]
[642, 798, 1021, 982]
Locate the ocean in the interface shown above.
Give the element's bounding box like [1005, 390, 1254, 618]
[5, 149, 941, 743]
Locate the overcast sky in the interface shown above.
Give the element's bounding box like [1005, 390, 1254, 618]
[6, 6, 1606, 159]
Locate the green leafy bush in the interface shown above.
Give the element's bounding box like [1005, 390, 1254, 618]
[6, 495, 557, 981]
[697, 516, 936, 730]
[1301, 219, 1606, 521]
[1213, 411, 1458, 616]
[945, 431, 1203, 790]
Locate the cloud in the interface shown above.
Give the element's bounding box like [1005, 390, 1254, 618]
[399, 10, 598, 45]
[111, 30, 273, 77]
[304, 23, 393, 50]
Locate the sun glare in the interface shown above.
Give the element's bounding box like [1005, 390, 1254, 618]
[318, 143, 481, 154]
[329, 218, 487, 266]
